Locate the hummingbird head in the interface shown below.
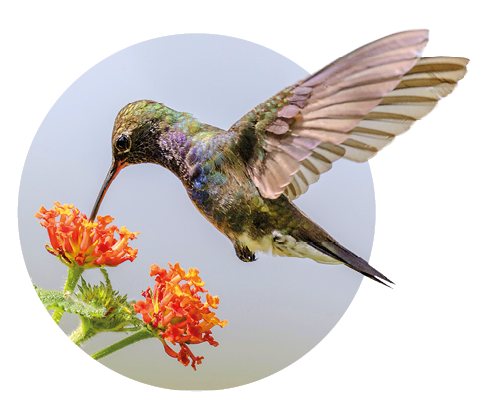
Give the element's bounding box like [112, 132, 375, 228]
[89, 100, 178, 221]
[110, 100, 170, 164]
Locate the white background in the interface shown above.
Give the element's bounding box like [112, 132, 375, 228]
[3, 1, 480, 407]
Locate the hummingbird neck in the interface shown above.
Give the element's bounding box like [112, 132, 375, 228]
[153, 116, 225, 186]
[155, 125, 193, 179]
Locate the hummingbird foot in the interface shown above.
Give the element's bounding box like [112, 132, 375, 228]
[234, 240, 257, 262]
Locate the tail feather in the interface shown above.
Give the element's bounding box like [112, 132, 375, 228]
[281, 195, 394, 286]
[308, 240, 394, 287]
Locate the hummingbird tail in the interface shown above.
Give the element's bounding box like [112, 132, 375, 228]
[307, 240, 394, 287]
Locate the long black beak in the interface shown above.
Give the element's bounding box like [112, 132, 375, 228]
[89, 159, 125, 222]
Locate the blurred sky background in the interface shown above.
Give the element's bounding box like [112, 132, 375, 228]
[18, 34, 376, 390]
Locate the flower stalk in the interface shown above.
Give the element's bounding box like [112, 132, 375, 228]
[70, 316, 98, 345]
[91, 328, 156, 360]
[52, 263, 86, 324]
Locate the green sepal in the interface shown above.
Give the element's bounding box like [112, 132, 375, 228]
[68, 277, 145, 345]
[76, 277, 128, 315]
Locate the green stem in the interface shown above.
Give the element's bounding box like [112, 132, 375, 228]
[70, 317, 98, 345]
[52, 308, 64, 324]
[91, 328, 156, 360]
[53, 263, 85, 325]
[64, 263, 85, 294]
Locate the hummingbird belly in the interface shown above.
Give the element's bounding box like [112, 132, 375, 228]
[187, 174, 342, 265]
[236, 230, 341, 264]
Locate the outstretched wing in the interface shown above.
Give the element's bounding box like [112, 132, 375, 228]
[285, 55, 469, 200]
[228, 30, 467, 200]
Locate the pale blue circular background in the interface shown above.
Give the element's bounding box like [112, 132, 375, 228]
[18, 34, 375, 390]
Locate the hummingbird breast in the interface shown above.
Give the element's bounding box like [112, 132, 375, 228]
[172, 128, 273, 241]
[162, 123, 312, 256]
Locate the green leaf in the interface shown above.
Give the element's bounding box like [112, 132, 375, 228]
[34, 285, 106, 318]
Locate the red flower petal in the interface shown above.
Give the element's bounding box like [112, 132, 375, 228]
[133, 262, 227, 370]
[36, 203, 139, 268]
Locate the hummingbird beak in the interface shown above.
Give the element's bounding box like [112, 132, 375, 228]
[89, 159, 125, 222]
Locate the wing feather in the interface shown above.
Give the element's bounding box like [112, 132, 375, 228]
[336, 56, 469, 164]
[228, 31, 468, 200]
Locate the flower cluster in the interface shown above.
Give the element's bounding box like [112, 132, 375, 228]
[35, 202, 139, 268]
[133, 263, 227, 370]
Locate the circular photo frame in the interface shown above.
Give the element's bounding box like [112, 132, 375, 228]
[19, 34, 376, 390]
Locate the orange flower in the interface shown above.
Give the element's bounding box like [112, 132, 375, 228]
[35, 202, 139, 268]
[133, 262, 228, 370]
[133, 298, 154, 324]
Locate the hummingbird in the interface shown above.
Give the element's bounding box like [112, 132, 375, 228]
[89, 30, 468, 286]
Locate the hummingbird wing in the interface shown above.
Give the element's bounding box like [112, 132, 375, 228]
[228, 30, 468, 200]
[283, 55, 469, 200]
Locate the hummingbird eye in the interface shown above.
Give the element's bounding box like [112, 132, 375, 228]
[115, 134, 131, 153]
